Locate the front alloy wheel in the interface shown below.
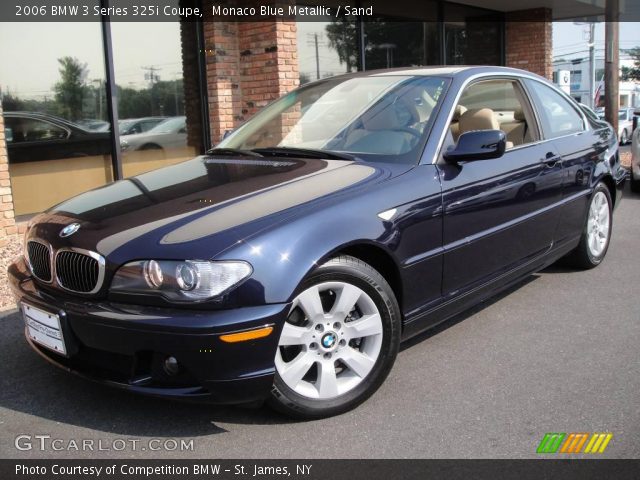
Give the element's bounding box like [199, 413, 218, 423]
[269, 256, 401, 418]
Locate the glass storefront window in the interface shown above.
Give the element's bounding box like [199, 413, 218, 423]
[362, 0, 439, 70]
[0, 16, 112, 217]
[364, 21, 439, 70]
[297, 17, 358, 85]
[444, 3, 501, 65]
[111, 18, 200, 177]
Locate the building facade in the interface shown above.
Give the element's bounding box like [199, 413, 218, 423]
[0, 1, 555, 248]
[553, 58, 640, 108]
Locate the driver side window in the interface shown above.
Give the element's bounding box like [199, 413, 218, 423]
[448, 79, 539, 151]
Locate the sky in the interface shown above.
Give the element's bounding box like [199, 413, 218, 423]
[0, 22, 183, 99]
[1, 20, 639, 100]
[553, 22, 640, 63]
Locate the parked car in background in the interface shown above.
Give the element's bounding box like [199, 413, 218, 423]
[10, 67, 626, 419]
[631, 122, 640, 193]
[4, 112, 110, 163]
[597, 108, 637, 145]
[119, 116, 187, 153]
[117, 117, 166, 136]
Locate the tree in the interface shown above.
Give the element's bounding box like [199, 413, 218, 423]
[325, 19, 359, 72]
[0, 93, 25, 111]
[53, 56, 88, 121]
[620, 47, 640, 81]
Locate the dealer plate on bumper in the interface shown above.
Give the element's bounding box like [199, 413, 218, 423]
[21, 303, 67, 356]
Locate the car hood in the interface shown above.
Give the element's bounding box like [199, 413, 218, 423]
[29, 155, 408, 264]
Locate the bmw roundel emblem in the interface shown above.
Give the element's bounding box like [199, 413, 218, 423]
[60, 223, 81, 238]
[321, 332, 336, 349]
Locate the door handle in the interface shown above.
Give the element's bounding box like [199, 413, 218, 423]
[541, 152, 560, 168]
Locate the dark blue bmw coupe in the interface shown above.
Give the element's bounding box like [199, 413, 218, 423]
[9, 66, 626, 418]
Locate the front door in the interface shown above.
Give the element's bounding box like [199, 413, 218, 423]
[438, 77, 564, 297]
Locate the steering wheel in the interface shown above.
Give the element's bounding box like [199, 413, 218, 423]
[389, 127, 421, 139]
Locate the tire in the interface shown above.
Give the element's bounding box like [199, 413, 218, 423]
[619, 129, 628, 145]
[563, 182, 613, 269]
[268, 255, 401, 419]
[631, 171, 640, 194]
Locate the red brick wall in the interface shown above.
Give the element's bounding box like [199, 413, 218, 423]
[505, 8, 553, 80]
[0, 104, 22, 247]
[201, 1, 299, 144]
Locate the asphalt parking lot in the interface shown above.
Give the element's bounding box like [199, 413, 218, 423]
[1, 183, 639, 460]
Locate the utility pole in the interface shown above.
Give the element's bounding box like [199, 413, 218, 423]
[604, 0, 619, 135]
[173, 72, 180, 116]
[142, 65, 161, 116]
[307, 33, 324, 80]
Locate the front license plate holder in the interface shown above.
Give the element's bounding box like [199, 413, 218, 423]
[22, 303, 68, 357]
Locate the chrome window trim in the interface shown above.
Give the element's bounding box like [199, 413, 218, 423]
[54, 247, 106, 295]
[432, 71, 590, 165]
[26, 239, 54, 284]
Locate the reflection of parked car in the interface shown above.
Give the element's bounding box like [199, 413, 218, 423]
[117, 117, 166, 135]
[4, 112, 110, 163]
[631, 122, 640, 193]
[94, 117, 166, 134]
[77, 119, 110, 131]
[119, 116, 187, 153]
[597, 108, 637, 145]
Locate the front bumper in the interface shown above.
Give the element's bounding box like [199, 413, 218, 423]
[8, 258, 288, 405]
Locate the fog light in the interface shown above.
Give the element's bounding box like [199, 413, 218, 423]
[163, 356, 180, 376]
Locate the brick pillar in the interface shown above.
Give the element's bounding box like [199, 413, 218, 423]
[180, 20, 205, 153]
[0, 104, 19, 246]
[505, 8, 553, 80]
[202, 1, 299, 144]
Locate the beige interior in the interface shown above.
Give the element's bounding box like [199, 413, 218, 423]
[455, 108, 514, 149]
[449, 105, 468, 142]
[498, 107, 533, 147]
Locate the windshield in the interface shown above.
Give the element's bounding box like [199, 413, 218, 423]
[149, 116, 185, 134]
[217, 75, 449, 163]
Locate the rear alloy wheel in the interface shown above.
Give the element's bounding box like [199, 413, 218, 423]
[564, 183, 612, 269]
[269, 256, 400, 419]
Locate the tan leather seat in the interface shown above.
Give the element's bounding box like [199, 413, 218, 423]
[501, 108, 532, 147]
[450, 105, 467, 142]
[458, 108, 499, 133]
[458, 108, 513, 149]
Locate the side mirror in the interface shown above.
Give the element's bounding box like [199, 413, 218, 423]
[444, 129, 506, 163]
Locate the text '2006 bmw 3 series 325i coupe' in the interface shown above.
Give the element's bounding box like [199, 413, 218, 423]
[9, 67, 626, 418]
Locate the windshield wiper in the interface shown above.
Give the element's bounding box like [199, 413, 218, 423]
[251, 147, 355, 161]
[206, 147, 264, 158]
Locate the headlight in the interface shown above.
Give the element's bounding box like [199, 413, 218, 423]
[110, 260, 252, 302]
[120, 139, 130, 151]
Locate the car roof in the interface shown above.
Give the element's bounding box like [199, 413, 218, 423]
[5, 111, 85, 129]
[306, 65, 550, 85]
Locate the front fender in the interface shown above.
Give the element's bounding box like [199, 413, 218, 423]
[215, 165, 444, 308]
